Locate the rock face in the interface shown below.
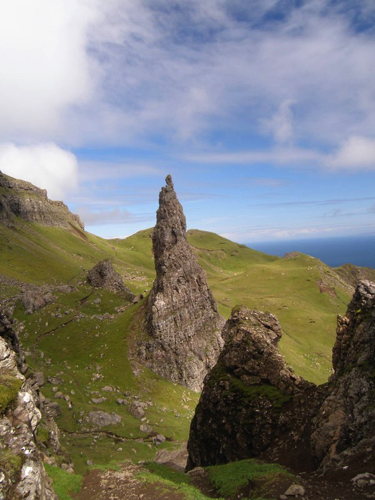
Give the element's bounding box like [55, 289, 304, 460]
[187, 281, 375, 473]
[0, 171, 84, 230]
[311, 280, 375, 470]
[0, 311, 59, 499]
[87, 259, 135, 300]
[186, 306, 312, 469]
[139, 175, 224, 391]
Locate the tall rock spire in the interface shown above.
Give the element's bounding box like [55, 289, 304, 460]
[140, 175, 224, 391]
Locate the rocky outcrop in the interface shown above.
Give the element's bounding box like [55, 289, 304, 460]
[0, 310, 71, 499]
[0, 171, 84, 230]
[186, 306, 314, 469]
[87, 259, 135, 300]
[139, 175, 224, 391]
[0, 311, 58, 499]
[187, 281, 375, 474]
[311, 280, 375, 470]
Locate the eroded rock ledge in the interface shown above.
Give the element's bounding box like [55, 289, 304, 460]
[187, 281, 375, 475]
[0, 171, 84, 230]
[138, 175, 224, 391]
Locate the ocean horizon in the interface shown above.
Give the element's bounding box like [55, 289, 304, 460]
[248, 234, 375, 269]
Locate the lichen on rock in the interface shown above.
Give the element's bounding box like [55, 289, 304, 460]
[139, 175, 224, 391]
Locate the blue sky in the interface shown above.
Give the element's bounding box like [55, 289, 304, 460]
[1, 0, 375, 242]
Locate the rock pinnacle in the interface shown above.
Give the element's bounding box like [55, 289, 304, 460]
[139, 175, 224, 391]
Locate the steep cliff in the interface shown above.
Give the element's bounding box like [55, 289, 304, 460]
[187, 281, 375, 475]
[0, 171, 84, 230]
[138, 175, 224, 391]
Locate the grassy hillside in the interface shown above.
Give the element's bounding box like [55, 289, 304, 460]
[0, 216, 357, 485]
[1, 221, 353, 384]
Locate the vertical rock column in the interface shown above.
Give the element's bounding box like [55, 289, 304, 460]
[141, 175, 224, 391]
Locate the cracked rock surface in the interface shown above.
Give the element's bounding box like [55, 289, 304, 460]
[139, 175, 224, 391]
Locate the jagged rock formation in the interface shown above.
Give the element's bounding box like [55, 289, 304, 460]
[139, 175, 224, 391]
[0, 311, 61, 499]
[187, 281, 375, 474]
[311, 280, 375, 470]
[186, 306, 314, 469]
[87, 259, 135, 300]
[0, 171, 84, 230]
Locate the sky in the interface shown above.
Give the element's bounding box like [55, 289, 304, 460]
[1, 0, 375, 243]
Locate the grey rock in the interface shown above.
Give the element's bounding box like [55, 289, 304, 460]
[87, 260, 134, 299]
[186, 306, 311, 469]
[22, 289, 55, 314]
[351, 472, 375, 487]
[87, 411, 121, 427]
[140, 424, 153, 433]
[129, 402, 145, 419]
[284, 484, 305, 496]
[140, 175, 224, 391]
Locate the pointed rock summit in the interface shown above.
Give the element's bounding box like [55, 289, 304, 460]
[140, 175, 224, 391]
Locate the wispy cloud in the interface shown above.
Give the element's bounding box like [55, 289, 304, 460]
[2, 0, 375, 152]
[75, 206, 153, 226]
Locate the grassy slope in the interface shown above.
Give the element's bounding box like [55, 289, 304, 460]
[0, 218, 355, 485]
[1, 221, 353, 383]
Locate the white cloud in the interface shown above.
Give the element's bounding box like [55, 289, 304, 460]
[1, 0, 375, 154]
[0, 0, 98, 140]
[0, 143, 79, 199]
[327, 135, 375, 170]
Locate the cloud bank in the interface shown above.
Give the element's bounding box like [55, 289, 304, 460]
[0, 143, 79, 200]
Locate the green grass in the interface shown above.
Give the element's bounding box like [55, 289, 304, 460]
[13, 284, 199, 475]
[138, 462, 218, 500]
[0, 372, 23, 415]
[206, 459, 293, 499]
[44, 463, 83, 500]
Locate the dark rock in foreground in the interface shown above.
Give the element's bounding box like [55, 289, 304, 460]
[187, 281, 375, 475]
[139, 175, 224, 391]
[311, 280, 375, 470]
[186, 306, 315, 469]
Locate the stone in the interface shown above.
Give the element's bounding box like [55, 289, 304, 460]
[22, 289, 55, 314]
[87, 260, 135, 299]
[351, 472, 375, 487]
[129, 402, 145, 419]
[284, 484, 305, 496]
[87, 411, 121, 427]
[140, 424, 153, 433]
[139, 175, 224, 391]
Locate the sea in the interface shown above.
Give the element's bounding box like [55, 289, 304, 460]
[248, 234, 375, 269]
